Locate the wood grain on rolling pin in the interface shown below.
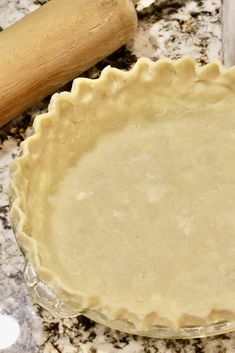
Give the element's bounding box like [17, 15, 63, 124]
[0, 0, 137, 127]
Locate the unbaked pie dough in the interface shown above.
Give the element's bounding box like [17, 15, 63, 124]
[10, 58, 235, 329]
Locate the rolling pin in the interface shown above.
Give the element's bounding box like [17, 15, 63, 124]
[0, 0, 138, 127]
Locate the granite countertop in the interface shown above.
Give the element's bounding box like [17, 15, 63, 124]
[1, 0, 233, 352]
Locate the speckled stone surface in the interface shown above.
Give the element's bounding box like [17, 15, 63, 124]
[2, 1, 234, 352]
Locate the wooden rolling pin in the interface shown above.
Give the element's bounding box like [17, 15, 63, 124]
[0, 0, 138, 127]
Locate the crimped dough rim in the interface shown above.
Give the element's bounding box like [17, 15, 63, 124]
[9, 58, 235, 330]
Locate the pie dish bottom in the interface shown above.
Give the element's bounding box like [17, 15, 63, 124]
[19, 260, 235, 338]
[9, 184, 235, 338]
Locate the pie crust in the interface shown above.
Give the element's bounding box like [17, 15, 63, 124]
[10, 58, 235, 330]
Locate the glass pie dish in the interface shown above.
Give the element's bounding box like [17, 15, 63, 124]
[9, 58, 235, 338]
[7, 255, 235, 338]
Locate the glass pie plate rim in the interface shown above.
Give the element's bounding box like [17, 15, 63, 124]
[9, 193, 235, 339]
